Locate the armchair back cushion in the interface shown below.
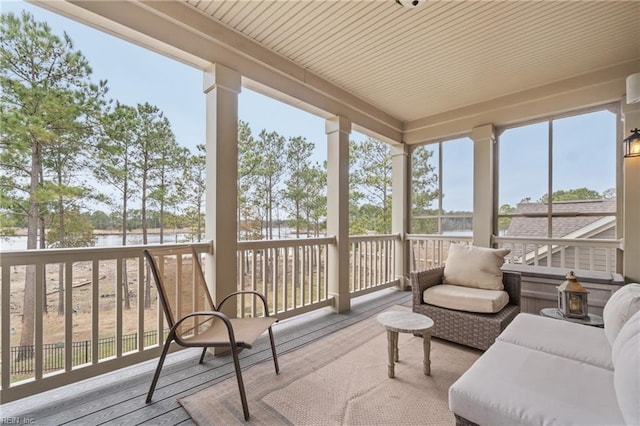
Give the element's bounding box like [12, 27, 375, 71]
[443, 243, 510, 290]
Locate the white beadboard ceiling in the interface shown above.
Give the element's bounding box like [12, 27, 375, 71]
[183, 0, 639, 123]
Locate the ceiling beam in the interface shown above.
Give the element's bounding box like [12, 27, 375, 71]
[404, 60, 638, 145]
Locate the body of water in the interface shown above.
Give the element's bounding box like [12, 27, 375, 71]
[0, 233, 193, 251]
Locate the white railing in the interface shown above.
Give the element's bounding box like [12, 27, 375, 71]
[236, 234, 403, 316]
[236, 237, 335, 321]
[349, 234, 400, 296]
[0, 242, 211, 404]
[1, 234, 399, 403]
[494, 236, 622, 273]
[0, 232, 623, 403]
[406, 234, 621, 274]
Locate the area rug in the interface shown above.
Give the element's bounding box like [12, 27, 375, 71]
[179, 306, 481, 425]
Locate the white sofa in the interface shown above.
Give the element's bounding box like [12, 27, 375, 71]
[449, 283, 640, 426]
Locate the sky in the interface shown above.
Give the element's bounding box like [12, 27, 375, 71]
[1, 1, 343, 156]
[1, 1, 617, 212]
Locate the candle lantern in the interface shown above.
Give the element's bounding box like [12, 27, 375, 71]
[557, 271, 589, 319]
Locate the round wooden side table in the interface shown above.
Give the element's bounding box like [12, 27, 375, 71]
[376, 311, 434, 378]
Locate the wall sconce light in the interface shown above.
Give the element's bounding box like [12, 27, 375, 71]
[627, 73, 640, 104]
[623, 128, 640, 158]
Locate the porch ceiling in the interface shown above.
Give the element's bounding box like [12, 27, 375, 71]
[183, 0, 640, 123]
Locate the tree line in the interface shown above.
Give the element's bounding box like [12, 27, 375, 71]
[1, 12, 442, 247]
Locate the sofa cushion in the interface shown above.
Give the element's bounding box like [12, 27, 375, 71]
[497, 313, 612, 370]
[423, 285, 509, 314]
[449, 340, 625, 426]
[611, 310, 640, 425]
[443, 243, 510, 290]
[603, 283, 640, 346]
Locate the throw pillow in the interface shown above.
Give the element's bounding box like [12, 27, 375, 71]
[443, 243, 510, 290]
[603, 283, 640, 346]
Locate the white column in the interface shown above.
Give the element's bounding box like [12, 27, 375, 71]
[472, 124, 496, 247]
[326, 116, 351, 313]
[391, 143, 409, 290]
[203, 64, 241, 317]
[622, 99, 640, 283]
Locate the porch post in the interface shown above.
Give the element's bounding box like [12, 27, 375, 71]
[472, 124, 496, 247]
[203, 64, 241, 317]
[391, 143, 409, 290]
[326, 115, 351, 313]
[621, 99, 640, 283]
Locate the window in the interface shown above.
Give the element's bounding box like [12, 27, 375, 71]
[496, 107, 619, 271]
[410, 137, 473, 235]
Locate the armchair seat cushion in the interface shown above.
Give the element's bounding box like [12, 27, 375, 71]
[424, 285, 509, 314]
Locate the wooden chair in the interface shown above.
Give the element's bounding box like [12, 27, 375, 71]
[143, 246, 279, 421]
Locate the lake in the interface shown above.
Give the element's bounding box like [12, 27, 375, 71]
[0, 233, 194, 251]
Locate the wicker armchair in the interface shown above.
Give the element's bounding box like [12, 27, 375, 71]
[411, 266, 521, 350]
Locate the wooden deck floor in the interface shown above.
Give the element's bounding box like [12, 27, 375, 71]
[1, 288, 412, 426]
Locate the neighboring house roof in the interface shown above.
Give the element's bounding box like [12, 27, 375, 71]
[504, 199, 616, 263]
[506, 199, 616, 239]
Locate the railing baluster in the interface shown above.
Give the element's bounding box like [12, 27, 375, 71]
[264, 249, 270, 314]
[307, 245, 312, 304]
[239, 250, 246, 316]
[251, 249, 257, 316]
[300, 246, 306, 306]
[92, 260, 99, 362]
[366, 241, 371, 289]
[65, 261, 73, 371]
[324, 245, 329, 300]
[156, 255, 164, 347]
[115, 258, 123, 359]
[138, 256, 144, 352]
[315, 245, 321, 303]
[176, 254, 183, 331]
[351, 241, 355, 292]
[2, 264, 10, 390]
[283, 247, 289, 313]
[292, 247, 299, 309]
[272, 248, 278, 315]
[375, 240, 380, 287]
[34, 263, 43, 379]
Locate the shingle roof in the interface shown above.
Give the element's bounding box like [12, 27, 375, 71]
[505, 199, 616, 238]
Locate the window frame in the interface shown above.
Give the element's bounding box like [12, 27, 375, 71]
[409, 137, 474, 235]
[493, 102, 622, 240]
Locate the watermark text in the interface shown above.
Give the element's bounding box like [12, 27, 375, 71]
[0, 417, 35, 425]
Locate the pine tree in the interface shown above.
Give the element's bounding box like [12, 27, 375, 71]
[0, 11, 107, 359]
